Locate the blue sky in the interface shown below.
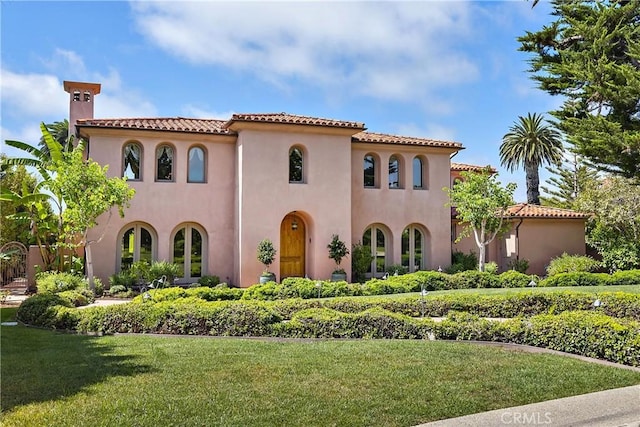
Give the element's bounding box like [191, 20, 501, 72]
[1, 1, 562, 202]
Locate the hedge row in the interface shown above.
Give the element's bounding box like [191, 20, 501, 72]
[130, 289, 640, 321]
[16, 296, 640, 366]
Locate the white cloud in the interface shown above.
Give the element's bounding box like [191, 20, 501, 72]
[394, 121, 457, 143]
[180, 105, 235, 120]
[131, 1, 479, 103]
[0, 70, 68, 119]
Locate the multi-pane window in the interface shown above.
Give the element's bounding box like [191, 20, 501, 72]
[123, 142, 142, 180]
[188, 146, 206, 183]
[389, 155, 400, 188]
[402, 226, 424, 272]
[173, 224, 206, 280]
[364, 155, 376, 188]
[120, 224, 154, 271]
[289, 147, 303, 183]
[413, 157, 423, 189]
[363, 226, 387, 277]
[156, 145, 174, 181]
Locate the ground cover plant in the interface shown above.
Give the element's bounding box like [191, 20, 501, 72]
[2, 306, 639, 427]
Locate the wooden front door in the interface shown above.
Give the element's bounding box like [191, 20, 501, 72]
[280, 214, 305, 279]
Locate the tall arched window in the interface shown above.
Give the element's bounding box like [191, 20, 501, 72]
[363, 225, 388, 277]
[364, 154, 376, 188]
[188, 146, 206, 183]
[389, 155, 400, 188]
[402, 225, 425, 272]
[122, 142, 142, 181]
[289, 146, 304, 183]
[119, 223, 156, 271]
[413, 157, 423, 189]
[173, 224, 207, 281]
[156, 145, 174, 181]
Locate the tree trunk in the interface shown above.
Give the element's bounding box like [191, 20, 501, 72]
[85, 243, 95, 292]
[525, 162, 540, 205]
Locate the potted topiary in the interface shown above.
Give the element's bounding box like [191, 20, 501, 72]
[328, 234, 349, 282]
[257, 238, 277, 284]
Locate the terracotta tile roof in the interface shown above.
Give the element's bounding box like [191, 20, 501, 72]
[451, 162, 495, 172]
[225, 113, 365, 129]
[353, 131, 462, 149]
[77, 118, 233, 135]
[505, 203, 590, 219]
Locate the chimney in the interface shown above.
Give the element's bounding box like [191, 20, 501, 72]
[63, 81, 101, 138]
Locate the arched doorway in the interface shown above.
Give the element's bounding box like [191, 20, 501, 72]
[280, 213, 305, 279]
[1, 242, 28, 288]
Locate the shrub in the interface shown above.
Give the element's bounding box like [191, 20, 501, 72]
[506, 258, 529, 274]
[327, 234, 349, 273]
[93, 277, 104, 297]
[108, 285, 128, 295]
[386, 264, 409, 276]
[16, 293, 74, 327]
[148, 260, 181, 285]
[608, 270, 640, 286]
[109, 270, 137, 290]
[412, 271, 456, 291]
[197, 275, 221, 287]
[498, 270, 536, 288]
[540, 272, 608, 287]
[445, 251, 477, 274]
[546, 253, 601, 276]
[58, 289, 95, 307]
[36, 271, 87, 294]
[257, 239, 276, 273]
[452, 270, 501, 289]
[351, 242, 374, 283]
[484, 262, 499, 275]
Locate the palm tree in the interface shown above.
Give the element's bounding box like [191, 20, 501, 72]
[500, 113, 563, 205]
[38, 119, 74, 159]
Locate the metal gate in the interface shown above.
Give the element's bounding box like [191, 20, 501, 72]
[1, 242, 28, 288]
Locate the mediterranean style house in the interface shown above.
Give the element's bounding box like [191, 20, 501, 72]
[62, 81, 587, 288]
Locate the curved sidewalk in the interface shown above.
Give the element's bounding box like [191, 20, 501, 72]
[417, 384, 640, 427]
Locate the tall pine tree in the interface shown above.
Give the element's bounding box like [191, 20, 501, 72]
[519, 1, 640, 179]
[541, 151, 599, 209]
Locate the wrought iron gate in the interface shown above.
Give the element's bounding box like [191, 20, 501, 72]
[1, 242, 28, 287]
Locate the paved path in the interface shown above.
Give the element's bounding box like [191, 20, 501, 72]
[416, 384, 640, 427]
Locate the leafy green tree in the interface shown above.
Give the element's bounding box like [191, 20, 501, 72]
[445, 169, 516, 271]
[3, 123, 135, 288]
[541, 151, 599, 209]
[500, 113, 564, 205]
[0, 157, 39, 245]
[48, 148, 135, 290]
[576, 175, 640, 271]
[519, 1, 640, 179]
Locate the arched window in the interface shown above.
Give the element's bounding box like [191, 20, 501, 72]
[122, 142, 142, 181]
[119, 223, 156, 271]
[389, 155, 401, 189]
[188, 146, 206, 183]
[172, 223, 207, 281]
[364, 154, 377, 188]
[402, 225, 425, 272]
[413, 157, 424, 189]
[289, 146, 304, 183]
[363, 225, 388, 277]
[156, 145, 174, 181]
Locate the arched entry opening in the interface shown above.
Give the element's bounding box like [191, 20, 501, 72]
[280, 213, 306, 279]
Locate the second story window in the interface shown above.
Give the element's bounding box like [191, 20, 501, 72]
[289, 147, 304, 183]
[156, 145, 174, 181]
[364, 154, 376, 188]
[389, 155, 400, 189]
[413, 157, 423, 189]
[123, 142, 142, 181]
[188, 146, 206, 183]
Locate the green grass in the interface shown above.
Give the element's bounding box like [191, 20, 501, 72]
[2, 307, 639, 427]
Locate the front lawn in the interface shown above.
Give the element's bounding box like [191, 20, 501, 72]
[2, 307, 639, 427]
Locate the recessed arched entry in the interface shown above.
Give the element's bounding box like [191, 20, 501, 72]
[280, 213, 306, 279]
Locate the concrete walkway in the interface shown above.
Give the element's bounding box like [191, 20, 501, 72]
[416, 384, 640, 427]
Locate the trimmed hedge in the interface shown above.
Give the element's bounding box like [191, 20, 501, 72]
[16, 292, 640, 366]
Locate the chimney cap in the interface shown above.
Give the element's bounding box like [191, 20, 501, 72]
[63, 81, 101, 94]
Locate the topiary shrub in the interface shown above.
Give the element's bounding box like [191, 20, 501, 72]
[607, 269, 640, 286]
[546, 253, 601, 276]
